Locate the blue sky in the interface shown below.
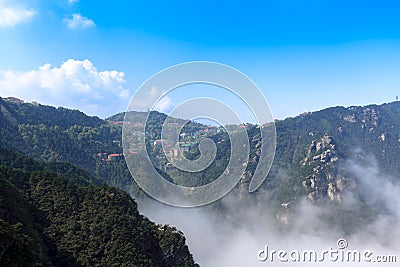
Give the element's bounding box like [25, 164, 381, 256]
[0, 0, 400, 120]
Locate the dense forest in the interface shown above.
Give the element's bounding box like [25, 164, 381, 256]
[0, 146, 197, 266]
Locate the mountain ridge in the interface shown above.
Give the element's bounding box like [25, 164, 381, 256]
[1, 95, 400, 234]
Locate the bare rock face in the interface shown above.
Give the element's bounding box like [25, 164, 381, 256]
[300, 133, 354, 202]
[301, 133, 338, 165]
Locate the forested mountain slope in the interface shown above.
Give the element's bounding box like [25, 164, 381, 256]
[2, 96, 400, 212]
[0, 146, 197, 266]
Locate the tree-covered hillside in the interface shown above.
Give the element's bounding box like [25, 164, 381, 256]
[2, 96, 400, 228]
[0, 147, 198, 266]
[262, 102, 400, 204]
[0, 97, 128, 189]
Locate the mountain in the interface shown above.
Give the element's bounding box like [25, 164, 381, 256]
[0, 146, 198, 266]
[0, 97, 225, 193]
[0, 97, 130, 190]
[262, 102, 400, 203]
[1, 96, 400, 233]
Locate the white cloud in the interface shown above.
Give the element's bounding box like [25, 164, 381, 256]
[0, 1, 36, 27]
[63, 13, 95, 29]
[154, 95, 173, 113]
[68, 0, 79, 3]
[0, 59, 130, 117]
